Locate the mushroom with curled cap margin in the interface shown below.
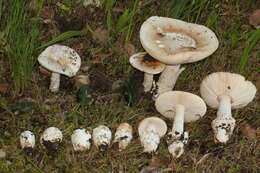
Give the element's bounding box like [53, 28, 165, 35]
[40, 127, 63, 151]
[20, 130, 35, 153]
[138, 117, 167, 153]
[71, 129, 92, 151]
[129, 52, 165, 92]
[155, 91, 207, 158]
[38, 44, 81, 92]
[140, 16, 219, 98]
[200, 72, 257, 143]
[113, 123, 133, 151]
[92, 125, 112, 151]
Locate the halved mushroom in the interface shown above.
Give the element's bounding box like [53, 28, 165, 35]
[40, 127, 63, 151]
[71, 129, 92, 151]
[129, 52, 165, 92]
[138, 117, 167, 153]
[20, 130, 35, 152]
[200, 72, 257, 143]
[38, 44, 81, 92]
[155, 91, 206, 158]
[92, 125, 112, 151]
[140, 16, 219, 98]
[113, 123, 133, 151]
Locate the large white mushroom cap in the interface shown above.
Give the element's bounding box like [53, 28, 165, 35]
[71, 129, 92, 151]
[38, 44, 81, 77]
[92, 125, 112, 151]
[140, 16, 219, 65]
[155, 91, 207, 122]
[40, 127, 63, 147]
[200, 72, 257, 109]
[138, 117, 167, 137]
[129, 52, 165, 74]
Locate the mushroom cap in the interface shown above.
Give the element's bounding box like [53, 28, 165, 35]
[40, 127, 63, 143]
[138, 117, 167, 137]
[140, 16, 219, 65]
[71, 129, 92, 151]
[20, 131, 35, 149]
[155, 91, 207, 122]
[200, 72, 257, 109]
[129, 52, 165, 74]
[38, 44, 81, 77]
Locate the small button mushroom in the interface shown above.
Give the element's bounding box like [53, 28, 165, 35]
[129, 52, 165, 93]
[138, 117, 167, 153]
[155, 91, 207, 158]
[113, 123, 133, 151]
[140, 16, 219, 98]
[40, 127, 63, 151]
[92, 125, 112, 151]
[20, 131, 35, 152]
[38, 44, 81, 92]
[71, 129, 92, 151]
[200, 72, 257, 143]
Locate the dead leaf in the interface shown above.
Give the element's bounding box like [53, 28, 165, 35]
[0, 83, 9, 94]
[92, 27, 109, 44]
[124, 43, 136, 56]
[249, 9, 260, 29]
[241, 123, 257, 139]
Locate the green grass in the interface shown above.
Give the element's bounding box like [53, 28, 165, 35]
[0, 0, 259, 172]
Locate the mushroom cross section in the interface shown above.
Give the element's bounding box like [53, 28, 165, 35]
[38, 44, 81, 92]
[200, 72, 257, 143]
[138, 117, 167, 153]
[129, 52, 165, 92]
[140, 16, 219, 98]
[155, 91, 206, 158]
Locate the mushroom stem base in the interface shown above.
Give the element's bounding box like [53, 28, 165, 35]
[50, 72, 61, 92]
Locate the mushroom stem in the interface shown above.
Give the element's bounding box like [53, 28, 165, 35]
[172, 104, 185, 134]
[49, 72, 61, 92]
[154, 65, 185, 98]
[212, 95, 236, 143]
[143, 73, 153, 92]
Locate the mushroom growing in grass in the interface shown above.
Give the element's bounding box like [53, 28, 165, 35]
[129, 52, 165, 92]
[40, 127, 63, 151]
[200, 72, 257, 143]
[20, 131, 35, 153]
[93, 125, 112, 151]
[140, 16, 219, 98]
[113, 123, 133, 151]
[155, 91, 206, 158]
[138, 117, 167, 153]
[71, 129, 92, 151]
[38, 44, 81, 92]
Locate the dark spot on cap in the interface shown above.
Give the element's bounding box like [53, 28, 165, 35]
[142, 54, 161, 68]
[99, 143, 108, 151]
[227, 86, 231, 89]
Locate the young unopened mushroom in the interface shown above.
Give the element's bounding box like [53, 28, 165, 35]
[200, 72, 257, 143]
[40, 127, 63, 151]
[129, 52, 165, 92]
[71, 129, 92, 151]
[140, 16, 219, 98]
[93, 125, 112, 151]
[38, 44, 81, 92]
[20, 131, 35, 152]
[113, 123, 133, 151]
[138, 117, 167, 153]
[155, 91, 206, 158]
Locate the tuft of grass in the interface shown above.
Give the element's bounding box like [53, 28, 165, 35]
[3, 0, 40, 94]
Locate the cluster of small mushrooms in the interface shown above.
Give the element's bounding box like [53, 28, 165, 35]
[21, 16, 257, 159]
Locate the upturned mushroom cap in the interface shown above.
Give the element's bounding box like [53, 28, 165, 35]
[138, 117, 167, 137]
[129, 52, 165, 74]
[140, 16, 219, 65]
[38, 44, 81, 77]
[155, 91, 207, 122]
[200, 72, 257, 109]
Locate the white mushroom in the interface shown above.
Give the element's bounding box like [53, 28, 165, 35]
[20, 131, 35, 151]
[40, 127, 63, 150]
[38, 44, 81, 92]
[92, 125, 112, 151]
[140, 16, 219, 98]
[113, 123, 133, 151]
[138, 117, 167, 153]
[200, 72, 257, 143]
[129, 52, 165, 92]
[71, 129, 92, 151]
[155, 91, 206, 158]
